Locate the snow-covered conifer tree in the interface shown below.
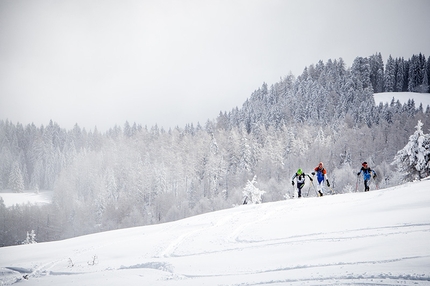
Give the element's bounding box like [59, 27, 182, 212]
[422, 66, 429, 93]
[8, 161, 25, 193]
[395, 58, 406, 92]
[369, 53, 384, 93]
[384, 55, 396, 92]
[392, 120, 430, 180]
[242, 175, 265, 204]
[22, 230, 37, 244]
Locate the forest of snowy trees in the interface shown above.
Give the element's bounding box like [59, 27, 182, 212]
[1, 53, 429, 247]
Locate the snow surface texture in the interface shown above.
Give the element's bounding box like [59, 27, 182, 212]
[1, 179, 430, 285]
[374, 92, 430, 108]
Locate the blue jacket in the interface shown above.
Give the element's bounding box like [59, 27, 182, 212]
[314, 167, 327, 183]
[358, 167, 376, 181]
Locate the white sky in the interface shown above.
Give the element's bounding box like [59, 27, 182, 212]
[1, 0, 430, 132]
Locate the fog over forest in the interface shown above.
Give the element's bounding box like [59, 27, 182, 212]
[1, 52, 430, 247]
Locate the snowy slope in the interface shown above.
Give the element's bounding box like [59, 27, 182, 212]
[1, 180, 430, 286]
[374, 92, 430, 108]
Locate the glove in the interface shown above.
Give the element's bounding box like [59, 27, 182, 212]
[311, 172, 315, 175]
[357, 172, 360, 176]
[292, 181, 294, 186]
[326, 180, 330, 187]
[373, 174, 377, 179]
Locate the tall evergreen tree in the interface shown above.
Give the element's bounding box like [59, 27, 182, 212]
[408, 54, 425, 92]
[423, 65, 429, 93]
[384, 55, 396, 92]
[395, 58, 405, 92]
[369, 53, 384, 93]
[351, 57, 371, 91]
[8, 161, 25, 192]
[427, 56, 430, 92]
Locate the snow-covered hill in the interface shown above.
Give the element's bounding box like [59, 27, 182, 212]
[1, 180, 430, 285]
[374, 92, 430, 108]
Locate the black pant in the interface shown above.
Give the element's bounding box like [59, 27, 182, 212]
[297, 182, 304, 197]
[364, 179, 370, 192]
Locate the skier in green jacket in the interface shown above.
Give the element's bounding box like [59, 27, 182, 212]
[291, 168, 313, 198]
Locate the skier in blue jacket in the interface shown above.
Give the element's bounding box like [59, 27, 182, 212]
[312, 162, 330, 196]
[357, 162, 377, 192]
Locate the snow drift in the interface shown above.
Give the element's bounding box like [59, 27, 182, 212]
[1, 179, 430, 285]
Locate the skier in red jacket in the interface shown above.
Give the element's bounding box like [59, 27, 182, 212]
[312, 162, 330, 196]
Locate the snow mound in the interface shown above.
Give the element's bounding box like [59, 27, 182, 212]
[1, 180, 430, 285]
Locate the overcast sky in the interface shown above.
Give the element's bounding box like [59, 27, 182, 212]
[1, 0, 429, 132]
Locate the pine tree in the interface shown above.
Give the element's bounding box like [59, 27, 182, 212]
[22, 230, 37, 244]
[8, 161, 25, 192]
[427, 56, 430, 92]
[369, 53, 384, 93]
[408, 54, 425, 92]
[351, 57, 371, 91]
[422, 63, 429, 93]
[384, 55, 396, 92]
[242, 175, 265, 204]
[239, 126, 252, 173]
[392, 120, 430, 180]
[395, 58, 405, 92]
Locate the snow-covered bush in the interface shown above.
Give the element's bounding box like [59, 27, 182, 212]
[242, 176, 265, 204]
[22, 230, 37, 244]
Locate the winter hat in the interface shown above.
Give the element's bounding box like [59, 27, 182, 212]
[297, 168, 303, 175]
[362, 162, 368, 166]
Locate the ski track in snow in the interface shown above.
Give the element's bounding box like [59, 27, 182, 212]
[156, 203, 282, 262]
[158, 211, 239, 258]
[157, 222, 430, 284]
[181, 256, 430, 285]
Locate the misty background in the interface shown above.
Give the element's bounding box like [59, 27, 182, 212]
[1, 49, 430, 246]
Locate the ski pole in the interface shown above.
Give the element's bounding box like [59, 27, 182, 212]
[310, 180, 319, 197]
[293, 182, 299, 198]
[310, 174, 319, 197]
[373, 175, 379, 190]
[292, 182, 296, 198]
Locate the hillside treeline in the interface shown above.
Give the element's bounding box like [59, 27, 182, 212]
[1, 53, 429, 246]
